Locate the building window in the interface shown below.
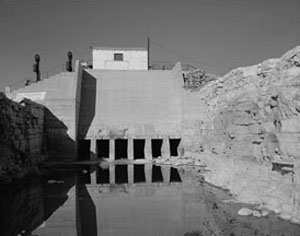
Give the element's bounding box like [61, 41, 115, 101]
[114, 53, 123, 61]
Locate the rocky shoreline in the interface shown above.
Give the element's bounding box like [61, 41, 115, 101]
[154, 152, 300, 225]
[168, 45, 300, 226]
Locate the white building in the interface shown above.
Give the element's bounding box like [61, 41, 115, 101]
[92, 47, 148, 70]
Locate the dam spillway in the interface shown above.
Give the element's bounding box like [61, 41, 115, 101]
[6, 49, 185, 161]
[78, 138, 181, 161]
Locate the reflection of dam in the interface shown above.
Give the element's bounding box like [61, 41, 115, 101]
[5, 165, 299, 236]
[87, 164, 182, 185]
[77, 165, 205, 236]
[32, 165, 207, 236]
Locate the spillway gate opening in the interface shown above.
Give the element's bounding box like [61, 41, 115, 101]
[133, 139, 145, 159]
[134, 164, 146, 183]
[115, 165, 128, 184]
[151, 139, 163, 158]
[169, 139, 181, 157]
[115, 139, 128, 160]
[97, 139, 109, 159]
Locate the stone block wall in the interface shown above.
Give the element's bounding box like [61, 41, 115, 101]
[0, 92, 44, 171]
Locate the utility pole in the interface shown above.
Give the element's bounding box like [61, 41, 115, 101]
[147, 37, 150, 70]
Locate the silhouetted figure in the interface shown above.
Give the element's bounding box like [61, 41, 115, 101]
[33, 54, 41, 82]
[66, 51, 73, 72]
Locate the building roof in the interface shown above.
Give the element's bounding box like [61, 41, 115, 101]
[92, 47, 147, 51]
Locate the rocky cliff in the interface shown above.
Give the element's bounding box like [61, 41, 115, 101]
[171, 46, 300, 225]
[184, 46, 300, 162]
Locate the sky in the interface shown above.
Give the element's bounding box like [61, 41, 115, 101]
[0, 0, 299, 91]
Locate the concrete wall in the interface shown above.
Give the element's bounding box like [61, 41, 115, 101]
[92, 48, 148, 70]
[0, 93, 44, 171]
[78, 63, 184, 140]
[74, 61, 83, 154]
[7, 61, 83, 161]
[181, 91, 211, 151]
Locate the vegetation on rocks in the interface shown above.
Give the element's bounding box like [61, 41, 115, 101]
[183, 69, 219, 90]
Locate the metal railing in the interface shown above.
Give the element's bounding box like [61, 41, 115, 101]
[3, 60, 198, 93]
[149, 61, 198, 71]
[5, 63, 75, 92]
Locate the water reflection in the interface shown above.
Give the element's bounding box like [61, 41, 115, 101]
[77, 164, 184, 236]
[90, 164, 181, 186]
[0, 172, 76, 236]
[133, 165, 145, 183]
[0, 179, 44, 236]
[115, 165, 128, 184]
[77, 177, 97, 236]
[152, 165, 163, 183]
[170, 167, 182, 182]
[1, 164, 300, 236]
[78, 167, 91, 184]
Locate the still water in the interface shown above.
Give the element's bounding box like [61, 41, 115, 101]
[0, 164, 300, 236]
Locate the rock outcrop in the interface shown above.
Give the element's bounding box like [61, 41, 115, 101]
[183, 46, 300, 162]
[0, 93, 44, 180]
[183, 69, 219, 90]
[175, 45, 300, 225]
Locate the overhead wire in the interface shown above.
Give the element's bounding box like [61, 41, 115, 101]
[149, 39, 221, 72]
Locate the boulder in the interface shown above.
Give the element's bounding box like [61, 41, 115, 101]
[252, 210, 262, 218]
[237, 207, 253, 216]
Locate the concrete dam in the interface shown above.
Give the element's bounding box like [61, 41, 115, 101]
[2, 45, 300, 235]
[7, 47, 186, 162]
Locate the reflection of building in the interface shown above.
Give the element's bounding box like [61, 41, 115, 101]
[7, 47, 185, 161]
